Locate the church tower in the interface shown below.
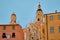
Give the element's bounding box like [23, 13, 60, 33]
[10, 12, 17, 24]
[36, 3, 43, 22]
[36, 3, 44, 40]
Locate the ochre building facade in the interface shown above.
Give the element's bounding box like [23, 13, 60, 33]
[44, 13, 60, 40]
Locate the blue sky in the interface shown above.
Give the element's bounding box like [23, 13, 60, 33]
[0, 0, 60, 28]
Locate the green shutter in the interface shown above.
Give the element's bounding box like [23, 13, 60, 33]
[3, 26, 6, 30]
[12, 26, 15, 30]
[50, 16, 53, 20]
[58, 15, 60, 20]
[59, 26, 60, 32]
[50, 27, 54, 33]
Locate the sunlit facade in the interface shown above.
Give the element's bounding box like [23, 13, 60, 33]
[23, 3, 60, 40]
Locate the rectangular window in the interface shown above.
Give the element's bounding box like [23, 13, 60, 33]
[58, 15, 60, 20]
[59, 26, 60, 32]
[42, 29, 44, 33]
[12, 26, 15, 30]
[50, 27, 54, 33]
[3, 26, 6, 30]
[51, 39, 54, 40]
[50, 16, 53, 20]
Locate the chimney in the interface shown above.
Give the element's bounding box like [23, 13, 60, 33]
[55, 10, 57, 13]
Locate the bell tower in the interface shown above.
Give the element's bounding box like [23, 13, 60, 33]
[10, 12, 17, 24]
[36, 3, 43, 22]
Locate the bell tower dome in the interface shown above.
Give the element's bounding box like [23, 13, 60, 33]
[10, 12, 17, 24]
[36, 3, 43, 22]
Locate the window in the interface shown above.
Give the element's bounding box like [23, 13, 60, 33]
[50, 27, 54, 33]
[2, 33, 6, 38]
[32, 37, 33, 39]
[37, 18, 40, 21]
[37, 39, 39, 40]
[58, 15, 60, 20]
[28, 28, 30, 31]
[12, 33, 15, 38]
[3, 26, 6, 30]
[59, 26, 60, 32]
[59, 39, 60, 40]
[50, 16, 53, 20]
[12, 26, 15, 30]
[42, 29, 44, 33]
[51, 39, 54, 40]
[38, 14, 40, 15]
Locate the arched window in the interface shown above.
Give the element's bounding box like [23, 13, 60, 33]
[12, 33, 15, 38]
[2, 33, 6, 38]
[32, 37, 33, 39]
[37, 18, 40, 21]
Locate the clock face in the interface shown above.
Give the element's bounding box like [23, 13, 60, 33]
[6, 34, 10, 39]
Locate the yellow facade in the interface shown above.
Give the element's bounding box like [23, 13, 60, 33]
[44, 13, 60, 40]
